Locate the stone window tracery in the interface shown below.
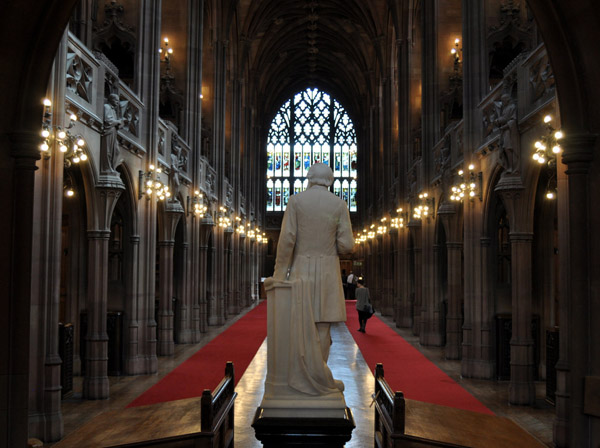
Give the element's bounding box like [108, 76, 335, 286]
[266, 87, 357, 212]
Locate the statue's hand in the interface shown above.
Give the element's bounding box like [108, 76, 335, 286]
[264, 277, 275, 289]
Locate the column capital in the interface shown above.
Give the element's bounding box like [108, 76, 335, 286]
[561, 133, 596, 173]
[509, 231, 534, 242]
[87, 230, 111, 240]
[8, 132, 42, 171]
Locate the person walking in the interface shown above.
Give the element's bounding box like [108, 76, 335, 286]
[355, 278, 372, 333]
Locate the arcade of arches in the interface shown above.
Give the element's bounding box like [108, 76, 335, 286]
[1, 1, 600, 447]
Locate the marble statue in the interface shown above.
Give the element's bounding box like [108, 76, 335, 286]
[263, 162, 354, 404]
[495, 93, 520, 175]
[100, 93, 123, 173]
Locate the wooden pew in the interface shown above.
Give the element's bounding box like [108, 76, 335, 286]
[372, 363, 546, 448]
[53, 362, 237, 448]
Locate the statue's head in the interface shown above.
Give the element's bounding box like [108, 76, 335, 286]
[108, 93, 120, 105]
[307, 162, 334, 188]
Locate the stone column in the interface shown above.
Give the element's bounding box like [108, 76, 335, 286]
[399, 229, 413, 328]
[409, 222, 423, 336]
[496, 177, 535, 405]
[554, 134, 595, 447]
[175, 241, 190, 343]
[446, 242, 463, 359]
[84, 183, 124, 399]
[5, 131, 42, 447]
[124, 235, 141, 373]
[156, 203, 183, 356]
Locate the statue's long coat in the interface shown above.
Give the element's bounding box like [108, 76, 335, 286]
[273, 185, 354, 322]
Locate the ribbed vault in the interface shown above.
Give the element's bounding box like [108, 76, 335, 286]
[236, 0, 390, 126]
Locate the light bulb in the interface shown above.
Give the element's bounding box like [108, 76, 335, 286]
[41, 129, 50, 138]
[70, 113, 78, 121]
[544, 115, 552, 123]
[164, 37, 169, 43]
[57, 131, 66, 139]
[149, 164, 155, 170]
[470, 182, 476, 189]
[455, 38, 460, 44]
[451, 48, 456, 54]
[555, 131, 564, 139]
[468, 164, 475, 170]
[146, 188, 152, 195]
[533, 153, 540, 160]
[146, 180, 153, 187]
[77, 138, 85, 146]
[458, 170, 464, 175]
[66, 189, 74, 197]
[168, 48, 173, 54]
[469, 191, 475, 197]
[552, 145, 561, 154]
[73, 156, 80, 163]
[59, 144, 67, 153]
[534, 141, 543, 149]
[40, 142, 49, 151]
[80, 154, 87, 161]
[43, 98, 52, 107]
[546, 191, 555, 200]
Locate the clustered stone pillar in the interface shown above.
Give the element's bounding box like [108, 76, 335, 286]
[83, 230, 112, 399]
[83, 184, 123, 399]
[445, 241, 463, 359]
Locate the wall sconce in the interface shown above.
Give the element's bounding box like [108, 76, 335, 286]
[234, 216, 246, 237]
[532, 115, 563, 169]
[159, 37, 174, 72]
[377, 217, 388, 236]
[450, 164, 482, 202]
[413, 192, 435, 220]
[139, 164, 170, 200]
[187, 190, 208, 217]
[390, 207, 407, 229]
[532, 115, 563, 199]
[40, 98, 88, 165]
[218, 206, 233, 232]
[63, 173, 75, 198]
[451, 38, 462, 67]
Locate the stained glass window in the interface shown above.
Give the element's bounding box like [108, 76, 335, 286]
[266, 87, 358, 212]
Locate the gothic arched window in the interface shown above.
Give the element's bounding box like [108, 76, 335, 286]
[266, 88, 357, 212]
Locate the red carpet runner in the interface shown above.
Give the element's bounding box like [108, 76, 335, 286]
[128, 301, 267, 407]
[345, 301, 493, 415]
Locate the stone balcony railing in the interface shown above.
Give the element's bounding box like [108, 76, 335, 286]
[64, 32, 219, 201]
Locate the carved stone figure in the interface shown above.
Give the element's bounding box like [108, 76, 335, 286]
[100, 93, 123, 173]
[494, 93, 520, 175]
[169, 136, 182, 194]
[264, 163, 354, 401]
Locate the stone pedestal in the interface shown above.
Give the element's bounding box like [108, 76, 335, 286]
[252, 406, 355, 448]
[253, 280, 355, 446]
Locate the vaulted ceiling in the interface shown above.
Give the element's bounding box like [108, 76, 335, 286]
[235, 0, 395, 127]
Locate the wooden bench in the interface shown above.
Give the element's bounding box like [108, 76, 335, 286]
[54, 362, 237, 448]
[372, 363, 546, 448]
